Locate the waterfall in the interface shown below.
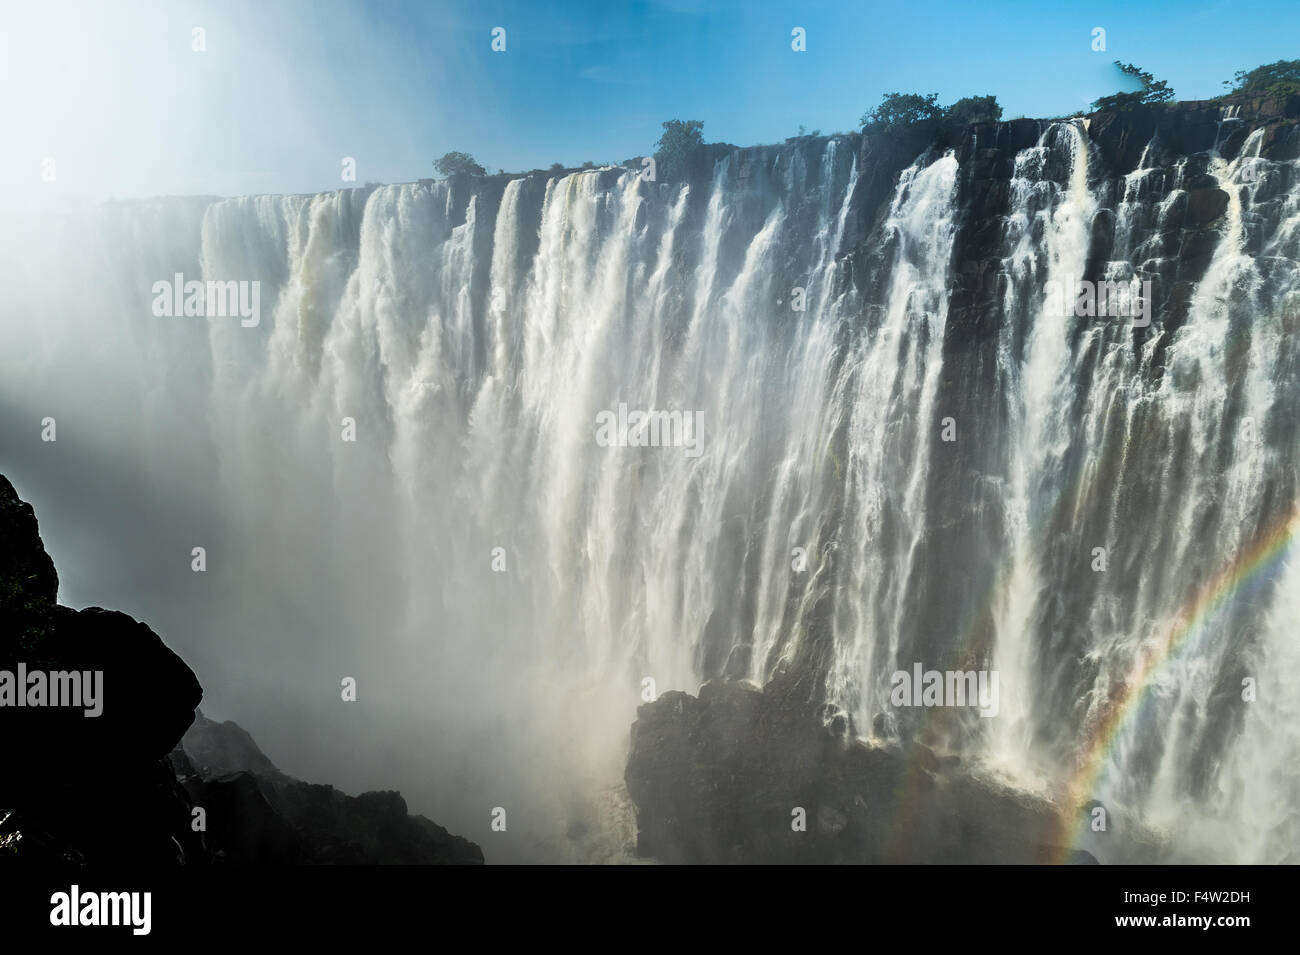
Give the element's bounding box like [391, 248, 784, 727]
[1, 123, 1297, 862]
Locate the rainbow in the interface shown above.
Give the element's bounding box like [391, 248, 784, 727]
[863, 422, 1297, 863]
[1053, 502, 1300, 861]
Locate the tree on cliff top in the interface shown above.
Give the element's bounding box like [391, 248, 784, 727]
[860, 92, 942, 131]
[859, 92, 1002, 134]
[944, 94, 1003, 126]
[434, 151, 486, 178]
[1223, 59, 1300, 97]
[653, 119, 705, 181]
[1092, 62, 1174, 112]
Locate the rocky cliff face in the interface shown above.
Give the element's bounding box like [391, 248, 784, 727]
[4, 94, 1295, 866]
[621, 96, 1300, 864]
[0, 474, 480, 865]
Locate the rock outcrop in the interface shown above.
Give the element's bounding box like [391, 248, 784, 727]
[1, 474, 204, 864]
[174, 712, 483, 864]
[625, 676, 1111, 864]
[0, 474, 480, 865]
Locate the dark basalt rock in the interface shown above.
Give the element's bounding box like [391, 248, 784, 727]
[175, 712, 484, 865]
[1, 474, 202, 863]
[1185, 187, 1231, 226]
[1088, 107, 1161, 175]
[625, 676, 1103, 864]
[0, 473, 481, 866]
[0, 476, 58, 628]
[182, 710, 281, 777]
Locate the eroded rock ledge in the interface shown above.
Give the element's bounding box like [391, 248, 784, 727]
[172, 712, 483, 864]
[625, 677, 1100, 864]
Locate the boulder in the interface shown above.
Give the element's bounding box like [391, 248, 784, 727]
[625, 676, 1104, 864]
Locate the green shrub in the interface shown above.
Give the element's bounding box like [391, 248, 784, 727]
[434, 151, 486, 178]
[860, 92, 942, 131]
[653, 120, 705, 181]
[945, 94, 1002, 126]
[1223, 59, 1300, 97]
[1092, 62, 1174, 112]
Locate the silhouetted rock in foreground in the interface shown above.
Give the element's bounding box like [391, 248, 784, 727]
[625, 677, 1098, 864]
[0, 473, 480, 865]
[174, 712, 483, 864]
[0, 474, 203, 864]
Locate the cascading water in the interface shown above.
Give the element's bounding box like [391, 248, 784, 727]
[1, 116, 1296, 862]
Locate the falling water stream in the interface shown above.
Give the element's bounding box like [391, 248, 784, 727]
[1, 122, 1297, 861]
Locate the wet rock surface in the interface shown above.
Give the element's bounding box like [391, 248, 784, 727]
[625, 677, 1102, 864]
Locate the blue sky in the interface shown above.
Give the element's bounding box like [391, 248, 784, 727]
[3, 0, 1298, 203]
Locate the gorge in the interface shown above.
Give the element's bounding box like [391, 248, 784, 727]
[2, 93, 1298, 864]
